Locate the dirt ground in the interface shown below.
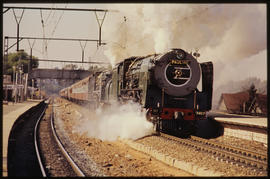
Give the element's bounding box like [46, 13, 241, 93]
[54, 97, 193, 176]
[53, 97, 267, 176]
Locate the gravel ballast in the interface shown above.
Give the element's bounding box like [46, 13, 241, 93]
[52, 97, 267, 176]
[52, 98, 192, 176]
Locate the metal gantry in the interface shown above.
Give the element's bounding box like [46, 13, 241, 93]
[12, 8, 25, 51]
[3, 5, 117, 67]
[3, 6, 117, 52]
[3, 5, 117, 103]
[3, 6, 118, 12]
[4, 36, 108, 64]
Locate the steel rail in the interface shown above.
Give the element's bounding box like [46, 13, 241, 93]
[188, 138, 267, 170]
[160, 133, 267, 171]
[34, 101, 49, 177]
[50, 103, 85, 176]
[190, 135, 267, 162]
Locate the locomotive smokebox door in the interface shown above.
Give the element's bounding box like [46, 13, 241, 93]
[154, 49, 201, 97]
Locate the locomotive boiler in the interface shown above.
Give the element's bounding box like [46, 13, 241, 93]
[59, 48, 213, 137]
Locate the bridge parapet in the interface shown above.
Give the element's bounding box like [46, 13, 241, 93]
[29, 69, 91, 80]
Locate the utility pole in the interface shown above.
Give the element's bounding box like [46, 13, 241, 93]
[12, 66, 15, 103]
[27, 39, 36, 73]
[39, 79, 41, 99]
[12, 66, 16, 84]
[24, 73, 28, 101]
[19, 67, 23, 102]
[95, 11, 107, 46]
[79, 41, 87, 63]
[4, 37, 9, 74]
[14, 71, 18, 103]
[12, 9, 25, 51]
[32, 79, 34, 99]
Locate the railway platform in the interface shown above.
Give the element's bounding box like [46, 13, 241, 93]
[2, 100, 41, 177]
[214, 117, 267, 128]
[211, 111, 267, 128]
[209, 111, 267, 145]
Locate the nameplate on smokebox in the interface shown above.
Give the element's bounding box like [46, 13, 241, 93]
[170, 60, 189, 65]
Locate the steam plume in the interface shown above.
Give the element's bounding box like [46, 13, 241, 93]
[73, 101, 154, 141]
[102, 4, 266, 96]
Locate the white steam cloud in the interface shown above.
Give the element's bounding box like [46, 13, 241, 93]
[73, 101, 154, 141]
[102, 3, 266, 101]
[103, 4, 266, 65]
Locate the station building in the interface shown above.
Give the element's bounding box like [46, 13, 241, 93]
[218, 91, 267, 116]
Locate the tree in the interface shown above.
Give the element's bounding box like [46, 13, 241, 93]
[4, 50, 39, 77]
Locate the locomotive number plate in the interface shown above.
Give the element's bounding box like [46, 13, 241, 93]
[170, 59, 189, 65]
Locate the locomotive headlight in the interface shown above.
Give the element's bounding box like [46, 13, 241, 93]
[175, 50, 185, 60]
[165, 63, 191, 87]
[174, 69, 182, 79]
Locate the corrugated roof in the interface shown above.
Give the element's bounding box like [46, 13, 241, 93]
[219, 91, 267, 115]
[221, 91, 249, 113]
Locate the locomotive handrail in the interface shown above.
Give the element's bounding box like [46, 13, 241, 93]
[120, 88, 142, 91]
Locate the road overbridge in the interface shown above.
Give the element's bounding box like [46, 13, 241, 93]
[29, 68, 92, 96]
[29, 68, 91, 80]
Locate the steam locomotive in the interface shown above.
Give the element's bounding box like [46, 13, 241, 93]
[59, 48, 213, 137]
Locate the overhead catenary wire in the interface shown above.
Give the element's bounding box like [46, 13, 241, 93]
[108, 4, 220, 54]
[40, 4, 67, 68]
[107, 16, 128, 50]
[5, 5, 117, 69]
[40, 9, 48, 59]
[51, 4, 68, 37]
[44, 4, 55, 26]
[107, 15, 151, 52]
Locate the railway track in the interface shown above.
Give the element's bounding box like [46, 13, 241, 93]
[7, 98, 86, 176]
[49, 100, 85, 176]
[159, 133, 267, 172]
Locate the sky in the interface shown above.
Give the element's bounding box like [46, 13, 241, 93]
[3, 3, 267, 91]
[3, 3, 110, 69]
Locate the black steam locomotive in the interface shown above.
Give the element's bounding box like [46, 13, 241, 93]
[60, 48, 213, 137]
